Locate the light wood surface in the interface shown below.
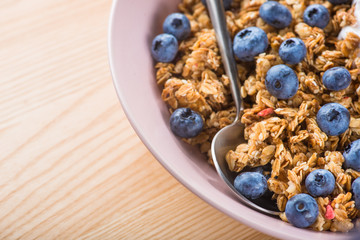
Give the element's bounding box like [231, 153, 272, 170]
[0, 0, 279, 239]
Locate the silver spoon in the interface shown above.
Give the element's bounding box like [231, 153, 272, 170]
[206, 0, 280, 216]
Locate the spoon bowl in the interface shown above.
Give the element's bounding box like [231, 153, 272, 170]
[206, 0, 280, 216]
[211, 120, 280, 215]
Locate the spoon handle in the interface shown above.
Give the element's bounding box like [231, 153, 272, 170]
[205, 0, 243, 121]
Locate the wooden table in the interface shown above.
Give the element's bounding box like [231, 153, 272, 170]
[0, 0, 278, 239]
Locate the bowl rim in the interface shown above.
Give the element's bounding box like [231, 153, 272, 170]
[107, 1, 359, 239]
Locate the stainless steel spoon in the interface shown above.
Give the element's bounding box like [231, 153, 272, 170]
[206, 0, 280, 216]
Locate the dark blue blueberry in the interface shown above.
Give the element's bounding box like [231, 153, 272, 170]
[343, 139, 360, 171]
[169, 108, 203, 138]
[259, 1, 292, 29]
[279, 38, 306, 65]
[246, 166, 273, 198]
[303, 4, 330, 29]
[234, 172, 268, 200]
[233, 27, 268, 62]
[322, 67, 351, 91]
[316, 103, 350, 136]
[352, 177, 360, 209]
[163, 13, 191, 41]
[305, 169, 335, 197]
[327, 0, 351, 5]
[285, 194, 319, 228]
[201, 0, 233, 10]
[151, 33, 178, 63]
[265, 64, 299, 99]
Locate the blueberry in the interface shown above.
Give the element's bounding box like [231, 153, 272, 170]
[245, 166, 275, 198]
[259, 1, 292, 29]
[233, 27, 268, 62]
[201, 0, 233, 10]
[151, 33, 178, 63]
[234, 172, 268, 200]
[316, 103, 350, 136]
[327, 0, 351, 5]
[285, 194, 319, 228]
[322, 67, 351, 91]
[163, 13, 191, 41]
[352, 177, 360, 209]
[245, 166, 274, 198]
[279, 38, 306, 65]
[303, 4, 330, 29]
[343, 139, 360, 171]
[305, 169, 335, 197]
[265, 64, 299, 99]
[169, 108, 203, 138]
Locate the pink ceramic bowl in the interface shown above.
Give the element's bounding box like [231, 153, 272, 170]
[108, 1, 358, 239]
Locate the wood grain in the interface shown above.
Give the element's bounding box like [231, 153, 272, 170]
[0, 0, 279, 239]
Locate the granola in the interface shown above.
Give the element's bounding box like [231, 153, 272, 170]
[154, 0, 360, 232]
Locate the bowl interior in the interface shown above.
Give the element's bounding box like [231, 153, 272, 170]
[108, 0, 357, 239]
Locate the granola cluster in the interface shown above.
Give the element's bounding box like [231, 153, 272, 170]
[155, 0, 360, 232]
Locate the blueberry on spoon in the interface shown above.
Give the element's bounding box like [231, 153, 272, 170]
[234, 172, 268, 200]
